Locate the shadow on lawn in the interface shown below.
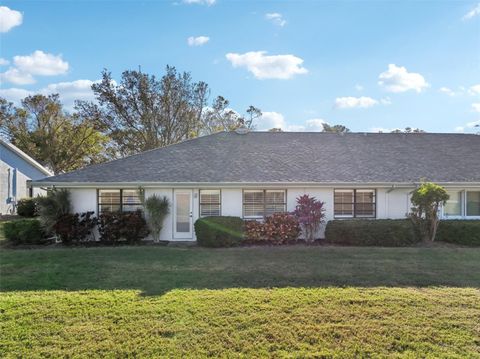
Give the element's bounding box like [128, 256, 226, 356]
[1, 245, 479, 296]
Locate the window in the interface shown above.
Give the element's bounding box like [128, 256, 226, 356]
[467, 191, 480, 216]
[444, 191, 463, 217]
[97, 189, 143, 213]
[442, 190, 480, 218]
[334, 189, 376, 218]
[243, 190, 286, 218]
[199, 190, 221, 217]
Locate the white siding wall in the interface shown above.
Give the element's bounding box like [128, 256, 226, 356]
[69, 188, 98, 214]
[64, 185, 477, 242]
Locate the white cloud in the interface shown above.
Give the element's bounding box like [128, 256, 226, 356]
[265, 13, 286, 27]
[183, 0, 216, 5]
[256, 111, 287, 130]
[334, 96, 378, 109]
[454, 119, 480, 133]
[463, 3, 480, 21]
[370, 127, 401, 133]
[472, 103, 480, 112]
[0, 88, 32, 104]
[0, 67, 35, 85]
[187, 36, 210, 46]
[40, 79, 97, 107]
[0, 58, 9, 66]
[355, 84, 364, 91]
[14, 50, 69, 76]
[378, 64, 429, 93]
[226, 51, 308, 80]
[303, 118, 327, 131]
[0, 79, 99, 110]
[469, 84, 480, 95]
[255, 112, 326, 132]
[0, 6, 22, 33]
[439, 87, 456, 96]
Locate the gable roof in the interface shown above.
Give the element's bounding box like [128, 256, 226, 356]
[0, 139, 53, 177]
[33, 132, 480, 185]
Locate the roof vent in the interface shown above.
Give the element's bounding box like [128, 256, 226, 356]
[235, 127, 249, 135]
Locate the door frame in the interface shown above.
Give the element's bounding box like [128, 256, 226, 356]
[173, 189, 193, 239]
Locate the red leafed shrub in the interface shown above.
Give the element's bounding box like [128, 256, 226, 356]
[245, 213, 300, 245]
[53, 212, 97, 244]
[292, 194, 326, 242]
[245, 220, 264, 243]
[98, 210, 149, 244]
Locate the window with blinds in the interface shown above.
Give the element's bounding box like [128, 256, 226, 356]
[334, 189, 376, 218]
[243, 190, 286, 218]
[199, 190, 221, 217]
[98, 189, 143, 213]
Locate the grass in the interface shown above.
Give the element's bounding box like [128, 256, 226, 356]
[1, 246, 479, 357]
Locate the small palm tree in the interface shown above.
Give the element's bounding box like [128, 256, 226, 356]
[145, 194, 170, 242]
[36, 188, 71, 234]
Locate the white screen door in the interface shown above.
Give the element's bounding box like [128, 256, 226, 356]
[174, 189, 193, 239]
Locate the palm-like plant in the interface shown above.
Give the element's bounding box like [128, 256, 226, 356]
[36, 188, 72, 234]
[144, 194, 170, 242]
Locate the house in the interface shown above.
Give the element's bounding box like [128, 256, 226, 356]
[31, 131, 480, 241]
[0, 139, 53, 215]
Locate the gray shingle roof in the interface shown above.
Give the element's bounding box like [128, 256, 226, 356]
[36, 132, 480, 184]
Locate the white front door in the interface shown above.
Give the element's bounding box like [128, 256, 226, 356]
[174, 189, 193, 239]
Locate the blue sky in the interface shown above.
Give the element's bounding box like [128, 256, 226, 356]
[1, 0, 479, 133]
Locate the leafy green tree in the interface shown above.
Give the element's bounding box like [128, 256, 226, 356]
[1, 94, 109, 174]
[322, 124, 350, 133]
[77, 67, 210, 157]
[410, 182, 449, 241]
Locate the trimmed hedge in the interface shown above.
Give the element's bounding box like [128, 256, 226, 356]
[3, 219, 47, 245]
[195, 216, 244, 247]
[325, 219, 420, 247]
[437, 220, 480, 246]
[16, 198, 37, 217]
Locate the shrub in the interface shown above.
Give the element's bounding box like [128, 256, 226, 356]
[292, 195, 326, 242]
[52, 212, 97, 244]
[3, 219, 46, 245]
[98, 210, 149, 244]
[195, 216, 244, 248]
[410, 182, 449, 241]
[145, 195, 170, 242]
[245, 213, 301, 245]
[325, 219, 420, 247]
[436, 220, 480, 246]
[16, 198, 37, 217]
[121, 211, 150, 243]
[36, 188, 71, 234]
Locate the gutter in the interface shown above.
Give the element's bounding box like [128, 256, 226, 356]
[29, 181, 480, 189]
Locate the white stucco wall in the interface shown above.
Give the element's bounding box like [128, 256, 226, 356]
[61, 184, 478, 242]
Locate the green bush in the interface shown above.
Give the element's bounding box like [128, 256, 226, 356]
[16, 198, 37, 217]
[325, 219, 420, 247]
[195, 216, 244, 248]
[3, 219, 46, 245]
[436, 220, 480, 246]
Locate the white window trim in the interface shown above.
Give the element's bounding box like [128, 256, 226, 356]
[199, 189, 222, 217]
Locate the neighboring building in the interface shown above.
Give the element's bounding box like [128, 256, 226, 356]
[31, 131, 480, 241]
[1, 139, 53, 215]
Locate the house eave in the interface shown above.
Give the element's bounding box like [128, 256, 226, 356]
[29, 181, 480, 189]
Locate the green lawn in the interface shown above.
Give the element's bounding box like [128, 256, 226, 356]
[1, 246, 479, 357]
